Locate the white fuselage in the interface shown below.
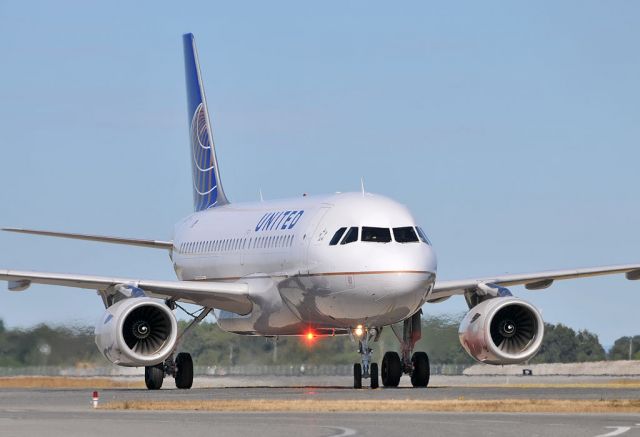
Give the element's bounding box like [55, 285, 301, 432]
[171, 192, 437, 336]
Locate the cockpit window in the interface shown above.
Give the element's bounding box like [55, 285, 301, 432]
[416, 227, 432, 245]
[361, 227, 391, 243]
[329, 227, 347, 246]
[341, 227, 359, 245]
[393, 227, 419, 243]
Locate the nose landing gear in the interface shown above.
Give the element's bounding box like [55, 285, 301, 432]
[353, 327, 380, 389]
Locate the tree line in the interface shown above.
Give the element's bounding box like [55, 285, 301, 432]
[0, 317, 637, 368]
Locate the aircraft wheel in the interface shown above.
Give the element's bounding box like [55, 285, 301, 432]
[370, 362, 379, 389]
[145, 364, 164, 390]
[175, 352, 194, 389]
[381, 351, 402, 387]
[410, 351, 430, 388]
[353, 363, 362, 389]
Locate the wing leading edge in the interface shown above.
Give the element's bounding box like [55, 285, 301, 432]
[2, 228, 173, 250]
[430, 263, 640, 302]
[0, 269, 251, 315]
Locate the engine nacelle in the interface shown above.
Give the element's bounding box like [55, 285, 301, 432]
[459, 297, 544, 365]
[95, 297, 177, 367]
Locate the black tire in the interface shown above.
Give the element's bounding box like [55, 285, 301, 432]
[370, 362, 379, 389]
[175, 352, 194, 389]
[145, 364, 164, 390]
[353, 363, 362, 389]
[411, 351, 430, 388]
[381, 351, 402, 387]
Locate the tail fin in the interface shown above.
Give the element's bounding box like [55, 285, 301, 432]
[183, 33, 229, 210]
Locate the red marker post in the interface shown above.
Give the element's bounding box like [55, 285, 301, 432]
[92, 391, 99, 409]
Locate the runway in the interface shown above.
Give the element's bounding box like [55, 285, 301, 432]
[0, 376, 639, 437]
[2, 409, 640, 437]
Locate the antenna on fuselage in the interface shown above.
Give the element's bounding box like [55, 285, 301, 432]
[360, 177, 365, 197]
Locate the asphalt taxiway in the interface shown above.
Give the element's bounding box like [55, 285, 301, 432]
[0, 376, 638, 437]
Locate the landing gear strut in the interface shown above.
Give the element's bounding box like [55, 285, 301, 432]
[144, 305, 211, 390]
[353, 327, 380, 389]
[385, 310, 431, 388]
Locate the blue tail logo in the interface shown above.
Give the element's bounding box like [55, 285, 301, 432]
[183, 33, 229, 211]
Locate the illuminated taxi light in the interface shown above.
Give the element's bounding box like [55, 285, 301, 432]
[354, 325, 364, 337]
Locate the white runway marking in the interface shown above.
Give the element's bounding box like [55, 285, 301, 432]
[323, 426, 358, 437]
[594, 427, 632, 437]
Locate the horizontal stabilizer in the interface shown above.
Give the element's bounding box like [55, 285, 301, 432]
[2, 228, 173, 250]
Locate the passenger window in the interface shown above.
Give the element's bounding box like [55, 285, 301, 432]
[341, 227, 358, 245]
[329, 227, 347, 246]
[362, 227, 391, 243]
[416, 227, 432, 245]
[393, 227, 419, 243]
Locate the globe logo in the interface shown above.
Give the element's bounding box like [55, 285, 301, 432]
[190, 103, 218, 210]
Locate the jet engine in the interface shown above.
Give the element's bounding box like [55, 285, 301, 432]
[95, 297, 177, 367]
[458, 297, 544, 365]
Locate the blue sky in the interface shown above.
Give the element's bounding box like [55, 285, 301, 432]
[1, 1, 639, 347]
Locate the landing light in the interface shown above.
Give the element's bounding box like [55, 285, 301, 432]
[306, 331, 314, 340]
[354, 325, 364, 337]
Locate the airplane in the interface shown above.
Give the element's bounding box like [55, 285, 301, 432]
[2, 33, 640, 390]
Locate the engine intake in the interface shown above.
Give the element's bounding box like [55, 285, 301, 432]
[459, 297, 544, 365]
[95, 297, 177, 367]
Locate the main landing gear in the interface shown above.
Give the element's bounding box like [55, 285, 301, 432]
[383, 310, 430, 388]
[353, 327, 380, 389]
[144, 304, 211, 390]
[144, 351, 194, 390]
[352, 312, 430, 389]
[352, 313, 430, 390]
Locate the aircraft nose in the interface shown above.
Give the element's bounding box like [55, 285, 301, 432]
[422, 244, 437, 274]
[401, 243, 437, 275]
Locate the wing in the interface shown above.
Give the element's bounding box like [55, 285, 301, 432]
[2, 228, 173, 250]
[429, 263, 640, 302]
[0, 269, 251, 315]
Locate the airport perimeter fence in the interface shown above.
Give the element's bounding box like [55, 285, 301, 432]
[0, 363, 469, 377]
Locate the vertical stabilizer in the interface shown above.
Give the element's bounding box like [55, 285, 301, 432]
[183, 33, 229, 210]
